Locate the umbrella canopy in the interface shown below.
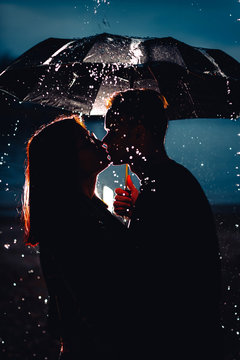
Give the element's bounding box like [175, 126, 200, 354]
[0, 33, 240, 120]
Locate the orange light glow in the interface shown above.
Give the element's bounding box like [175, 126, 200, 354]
[22, 114, 85, 247]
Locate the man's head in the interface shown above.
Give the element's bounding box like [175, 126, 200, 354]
[103, 89, 168, 165]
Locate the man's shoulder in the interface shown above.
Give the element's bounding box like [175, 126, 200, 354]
[162, 159, 197, 181]
[141, 159, 200, 193]
[132, 159, 214, 232]
[138, 159, 210, 216]
[164, 160, 207, 197]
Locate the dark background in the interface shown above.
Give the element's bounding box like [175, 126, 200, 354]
[0, 67, 239, 359]
[0, 0, 240, 358]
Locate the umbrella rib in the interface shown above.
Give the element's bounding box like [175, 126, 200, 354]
[43, 41, 75, 65]
[1, 33, 239, 118]
[182, 81, 198, 117]
[0, 88, 20, 100]
[147, 65, 159, 87]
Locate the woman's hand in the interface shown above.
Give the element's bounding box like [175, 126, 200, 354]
[114, 175, 139, 218]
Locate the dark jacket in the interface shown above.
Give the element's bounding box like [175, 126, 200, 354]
[39, 194, 127, 357]
[125, 159, 223, 359]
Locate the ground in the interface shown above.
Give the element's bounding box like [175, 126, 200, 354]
[0, 207, 240, 360]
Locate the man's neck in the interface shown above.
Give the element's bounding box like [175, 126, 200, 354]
[78, 174, 97, 199]
[129, 148, 170, 180]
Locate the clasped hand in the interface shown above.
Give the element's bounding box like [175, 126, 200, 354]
[113, 175, 139, 218]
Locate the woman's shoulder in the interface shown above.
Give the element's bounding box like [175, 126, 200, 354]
[92, 195, 127, 231]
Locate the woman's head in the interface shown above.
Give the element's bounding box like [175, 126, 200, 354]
[22, 115, 109, 246]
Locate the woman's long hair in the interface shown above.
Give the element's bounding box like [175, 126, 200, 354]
[22, 115, 86, 247]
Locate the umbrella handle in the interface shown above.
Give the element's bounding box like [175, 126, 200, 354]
[125, 164, 129, 188]
[123, 164, 131, 227]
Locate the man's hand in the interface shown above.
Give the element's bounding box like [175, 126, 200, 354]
[114, 175, 139, 218]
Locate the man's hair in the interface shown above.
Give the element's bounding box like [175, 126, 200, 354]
[106, 89, 168, 139]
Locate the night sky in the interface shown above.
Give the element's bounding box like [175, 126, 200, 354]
[0, 0, 240, 61]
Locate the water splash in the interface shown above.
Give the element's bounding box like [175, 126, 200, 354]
[129, 39, 144, 65]
[93, 0, 110, 14]
[0, 118, 20, 195]
[198, 49, 227, 78]
[198, 49, 237, 119]
[43, 41, 75, 66]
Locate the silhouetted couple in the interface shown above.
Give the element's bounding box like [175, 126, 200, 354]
[23, 90, 223, 359]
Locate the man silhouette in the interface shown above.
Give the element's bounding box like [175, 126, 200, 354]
[103, 89, 223, 360]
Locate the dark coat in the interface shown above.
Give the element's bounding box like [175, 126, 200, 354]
[39, 194, 127, 358]
[125, 159, 223, 359]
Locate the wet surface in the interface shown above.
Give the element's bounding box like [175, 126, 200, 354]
[0, 207, 240, 360]
[0, 218, 59, 360]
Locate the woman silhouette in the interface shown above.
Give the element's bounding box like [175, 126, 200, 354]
[22, 116, 127, 359]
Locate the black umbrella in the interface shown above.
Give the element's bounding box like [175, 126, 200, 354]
[0, 33, 240, 120]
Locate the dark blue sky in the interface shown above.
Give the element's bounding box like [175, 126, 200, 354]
[0, 0, 239, 206]
[0, 0, 240, 60]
